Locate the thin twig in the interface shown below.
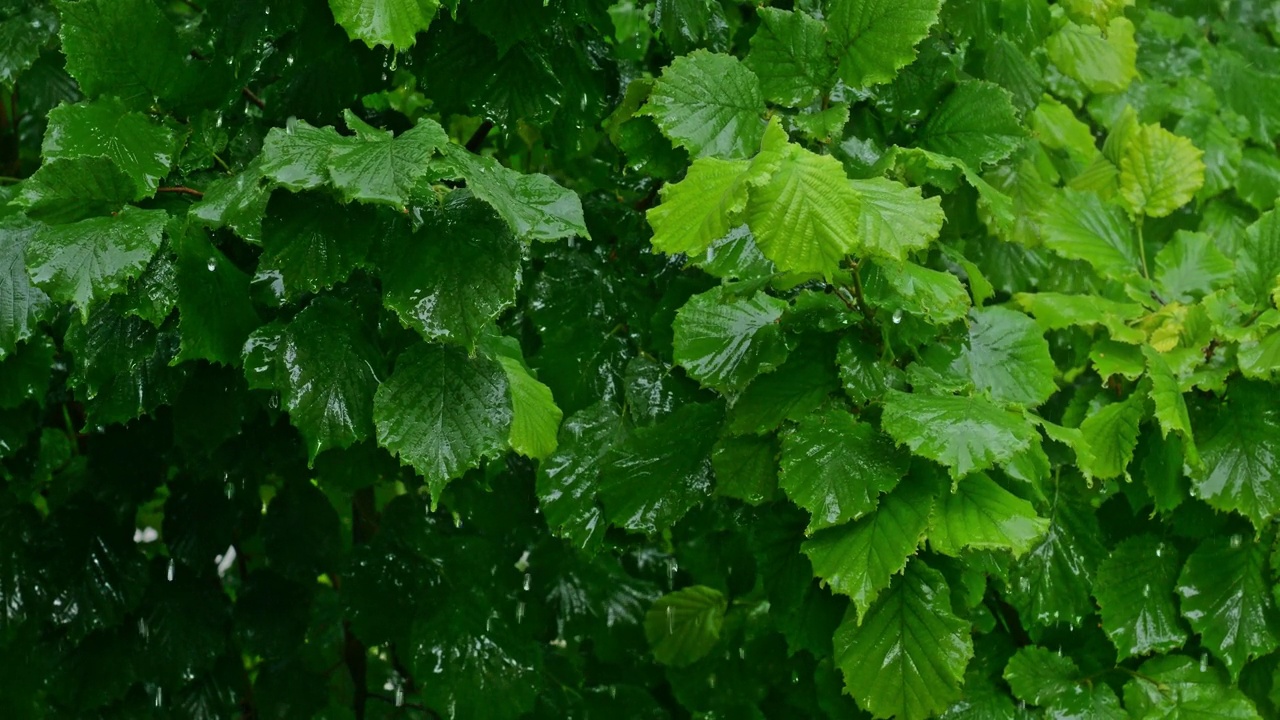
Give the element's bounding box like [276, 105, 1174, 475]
[849, 261, 875, 323]
[157, 186, 204, 198]
[465, 120, 494, 153]
[242, 87, 266, 110]
[0, 176, 21, 184]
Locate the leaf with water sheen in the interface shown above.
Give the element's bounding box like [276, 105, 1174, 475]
[379, 193, 521, 350]
[779, 407, 909, 532]
[374, 343, 512, 504]
[42, 98, 179, 198]
[442, 145, 588, 242]
[485, 337, 562, 461]
[644, 585, 726, 667]
[826, 0, 943, 89]
[1039, 189, 1139, 281]
[1177, 536, 1280, 680]
[1078, 389, 1146, 481]
[802, 477, 934, 620]
[920, 81, 1026, 168]
[1005, 488, 1106, 626]
[173, 226, 259, 366]
[0, 4, 56, 85]
[881, 391, 1037, 479]
[258, 120, 358, 191]
[328, 0, 440, 49]
[745, 8, 832, 107]
[189, 160, 271, 244]
[642, 51, 765, 160]
[952, 306, 1057, 407]
[1191, 380, 1280, 530]
[1122, 654, 1263, 719]
[537, 402, 625, 551]
[1004, 646, 1126, 718]
[328, 112, 448, 206]
[647, 157, 754, 256]
[259, 192, 378, 299]
[599, 402, 720, 535]
[242, 298, 381, 462]
[834, 559, 972, 720]
[847, 177, 945, 261]
[1120, 123, 1206, 218]
[25, 206, 166, 320]
[672, 285, 791, 395]
[0, 218, 49, 359]
[929, 473, 1048, 558]
[1046, 17, 1137, 94]
[1094, 534, 1187, 659]
[56, 0, 189, 107]
[14, 156, 135, 225]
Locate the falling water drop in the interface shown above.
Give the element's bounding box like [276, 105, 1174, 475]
[1230, 534, 1242, 549]
[167, 559, 175, 582]
[395, 687, 404, 707]
[516, 601, 526, 624]
[155, 687, 163, 708]
[1200, 653, 1209, 672]
[891, 308, 904, 324]
[389, 54, 399, 71]
[522, 573, 531, 591]
[206, 258, 217, 272]
[665, 605, 675, 635]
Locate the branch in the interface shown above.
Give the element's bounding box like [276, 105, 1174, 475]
[158, 185, 204, 198]
[242, 87, 266, 111]
[465, 120, 494, 153]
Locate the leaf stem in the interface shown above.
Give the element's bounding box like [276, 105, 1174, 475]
[849, 261, 875, 323]
[0, 176, 21, 184]
[241, 87, 266, 110]
[1136, 215, 1150, 279]
[157, 185, 205, 198]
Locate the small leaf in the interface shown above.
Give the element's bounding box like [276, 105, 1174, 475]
[537, 402, 625, 551]
[1177, 535, 1280, 680]
[827, 0, 943, 89]
[43, 98, 179, 198]
[1144, 346, 1198, 464]
[1155, 231, 1233, 303]
[672, 285, 791, 395]
[1004, 646, 1126, 717]
[1006, 487, 1107, 626]
[642, 50, 766, 160]
[881, 391, 1038, 479]
[328, 0, 441, 49]
[929, 473, 1048, 558]
[1094, 534, 1187, 659]
[1078, 389, 1146, 481]
[847, 177, 945, 261]
[1119, 123, 1206, 218]
[1236, 209, 1280, 311]
[1046, 17, 1137, 94]
[258, 120, 357, 192]
[863, 260, 971, 326]
[1122, 654, 1263, 719]
[484, 336, 562, 461]
[1192, 379, 1280, 531]
[190, 160, 271, 244]
[0, 218, 50, 359]
[647, 157, 755, 256]
[834, 559, 973, 720]
[645, 586, 726, 668]
[919, 81, 1027, 168]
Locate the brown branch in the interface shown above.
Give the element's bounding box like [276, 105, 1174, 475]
[242, 87, 266, 111]
[158, 186, 204, 198]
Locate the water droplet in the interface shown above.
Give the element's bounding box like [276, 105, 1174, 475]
[516, 601, 526, 624]
[708, 673, 717, 689]
[609, 686, 617, 699]
[167, 559, 175, 582]
[395, 687, 404, 707]
[268, 394, 280, 409]
[389, 54, 398, 71]
[1200, 653, 1209, 672]
[738, 647, 745, 660]
[155, 687, 163, 708]
[206, 258, 217, 271]
[665, 605, 675, 635]
[522, 573, 531, 591]
[666, 558, 678, 585]
[891, 309, 904, 324]
[1230, 534, 1243, 549]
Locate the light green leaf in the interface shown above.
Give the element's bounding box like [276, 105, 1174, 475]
[485, 337, 562, 461]
[42, 98, 179, 198]
[537, 402, 625, 552]
[827, 0, 943, 89]
[1144, 346, 1198, 464]
[882, 391, 1038, 479]
[834, 559, 973, 720]
[952, 306, 1056, 407]
[25, 206, 166, 320]
[1236, 210, 1280, 311]
[803, 477, 934, 621]
[642, 50, 765, 160]
[864, 260, 971, 326]
[1090, 339, 1144, 380]
[599, 402, 720, 534]
[1078, 389, 1145, 481]
[745, 8, 832, 107]
[847, 177, 944, 261]
[779, 407, 910, 532]
[374, 343, 512, 504]
[672, 285, 791, 394]
[929, 473, 1048, 558]
[242, 298, 381, 462]
[1119, 123, 1205, 218]
[1155, 231, 1233, 303]
[328, 112, 449, 207]
[1239, 330, 1280, 381]
[1094, 534, 1187, 659]
[647, 157, 754, 256]
[1046, 17, 1137, 94]
[644, 586, 726, 668]
[1192, 380, 1280, 530]
[0, 218, 50, 359]
[1177, 535, 1280, 680]
[1123, 654, 1263, 720]
[379, 193, 521, 351]
[919, 81, 1026, 168]
[172, 224, 259, 366]
[1004, 646, 1126, 718]
[328, 0, 440, 49]
[259, 192, 378, 299]
[1039, 188, 1139, 280]
[1006, 488, 1107, 626]
[258, 120, 357, 192]
[1013, 292, 1147, 344]
[441, 145, 588, 242]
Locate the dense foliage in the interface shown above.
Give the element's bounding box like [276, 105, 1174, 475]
[2, 0, 1280, 717]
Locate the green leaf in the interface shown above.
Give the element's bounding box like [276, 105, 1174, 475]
[373, 343, 512, 504]
[1003, 646, 1125, 717]
[173, 225, 259, 366]
[647, 157, 755, 256]
[258, 120, 357, 192]
[1177, 535, 1280, 680]
[1145, 346, 1199, 465]
[1078, 388, 1146, 481]
[15, 156, 135, 224]
[746, 144, 862, 276]
[952, 306, 1057, 407]
[929, 473, 1048, 558]
[1094, 534, 1187, 659]
[847, 177, 945, 261]
[711, 435, 777, 505]
[25, 206, 166, 320]
[259, 192, 377, 299]
[1155, 231, 1233, 303]
[1119, 123, 1206, 218]
[642, 50, 766, 160]
[644, 586, 726, 668]
[65, 300, 184, 426]
[919, 81, 1026, 168]
[1210, 51, 1280, 146]
[0, 4, 56, 85]
[693, 225, 776, 280]
[1236, 210, 1280, 311]
[864, 260, 971, 326]
[1192, 380, 1280, 530]
[328, 0, 439, 49]
[779, 407, 910, 532]
[1014, 292, 1147, 344]
[827, 0, 943, 89]
[189, 161, 271, 244]
[56, 0, 188, 108]
[42, 98, 179, 198]
[599, 402, 721, 534]
[487, 339, 562, 461]
[537, 402, 624, 551]
[242, 298, 381, 462]
[745, 8, 832, 107]
[1176, 112, 1242, 201]
[441, 145, 588, 242]
[0, 218, 50, 359]
[834, 559, 973, 720]
[1237, 147, 1280, 212]
[672, 285, 791, 395]
[1039, 188, 1139, 281]
[881, 391, 1038, 479]
[1006, 487, 1107, 626]
[1239, 330, 1280, 381]
[328, 112, 448, 207]
[1123, 654, 1263, 720]
[1046, 17, 1137, 94]
[803, 477, 935, 620]
[378, 193, 521, 351]
[728, 335, 840, 434]
[838, 334, 898, 404]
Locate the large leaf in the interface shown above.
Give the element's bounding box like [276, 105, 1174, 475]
[779, 407, 909, 532]
[1005, 487, 1107, 626]
[803, 476, 935, 620]
[1094, 534, 1187, 659]
[379, 193, 521, 351]
[642, 50, 766, 160]
[919, 81, 1026, 168]
[671, 285, 791, 395]
[242, 298, 381, 463]
[373, 343, 512, 503]
[1122, 654, 1263, 719]
[881, 391, 1038, 479]
[1119, 123, 1206, 218]
[644, 586, 726, 668]
[834, 559, 973, 720]
[745, 8, 832, 107]
[0, 218, 50, 359]
[441, 146, 588, 242]
[951, 306, 1056, 407]
[1039, 189, 1139, 281]
[25, 206, 166, 320]
[42, 98, 178, 198]
[258, 120, 357, 192]
[929, 473, 1048, 558]
[327, 111, 448, 207]
[1177, 536, 1280, 680]
[536, 402, 625, 552]
[56, 0, 189, 108]
[328, 0, 440, 49]
[827, 0, 943, 89]
[1191, 380, 1280, 530]
[847, 177, 945, 261]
